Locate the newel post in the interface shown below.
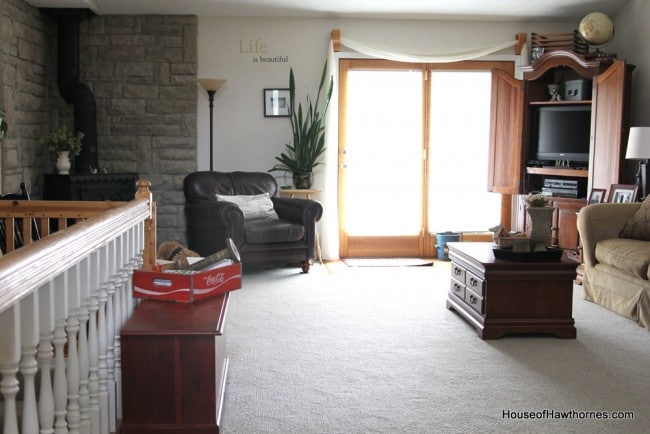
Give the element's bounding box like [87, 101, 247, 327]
[135, 179, 156, 271]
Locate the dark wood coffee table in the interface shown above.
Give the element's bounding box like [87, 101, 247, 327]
[446, 242, 577, 339]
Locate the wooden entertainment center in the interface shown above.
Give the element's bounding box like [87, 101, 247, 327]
[488, 50, 634, 256]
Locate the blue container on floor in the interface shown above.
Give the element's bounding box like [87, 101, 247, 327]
[436, 232, 461, 261]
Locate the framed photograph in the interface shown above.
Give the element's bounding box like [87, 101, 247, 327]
[587, 188, 606, 204]
[607, 184, 639, 203]
[263, 88, 291, 117]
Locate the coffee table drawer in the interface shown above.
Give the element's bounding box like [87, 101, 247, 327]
[465, 271, 485, 295]
[450, 278, 465, 300]
[451, 264, 466, 282]
[464, 287, 484, 314]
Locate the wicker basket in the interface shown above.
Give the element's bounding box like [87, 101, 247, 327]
[495, 236, 531, 252]
[531, 31, 588, 57]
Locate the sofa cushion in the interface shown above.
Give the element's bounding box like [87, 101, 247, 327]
[244, 219, 304, 244]
[216, 193, 279, 220]
[595, 238, 650, 280]
[620, 196, 650, 240]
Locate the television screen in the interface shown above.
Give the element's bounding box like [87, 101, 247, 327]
[533, 105, 592, 163]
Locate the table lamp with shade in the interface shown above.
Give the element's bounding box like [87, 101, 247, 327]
[625, 126, 650, 200]
[198, 78, 227, 171]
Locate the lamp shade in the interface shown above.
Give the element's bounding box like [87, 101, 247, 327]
[198, 78, 227, 92]
[626, 127, 650, 159]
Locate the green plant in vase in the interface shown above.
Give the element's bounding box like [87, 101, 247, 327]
[39, 126, 84, 175]
[270, 62, 333, 189]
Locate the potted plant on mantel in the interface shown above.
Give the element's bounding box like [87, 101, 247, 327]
[269, 62, 333, 189]
[39, 126, 84, 175]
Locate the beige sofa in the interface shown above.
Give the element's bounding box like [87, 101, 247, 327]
[577, 201, 650, 329]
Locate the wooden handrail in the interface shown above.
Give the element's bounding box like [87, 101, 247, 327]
[0, 179, 156, 313]
[0, 199, 151, 312]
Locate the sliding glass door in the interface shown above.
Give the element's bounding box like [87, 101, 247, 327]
[339, 60, 425, 257]
[338, 59, 513, 258]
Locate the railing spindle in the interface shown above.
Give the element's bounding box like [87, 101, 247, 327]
[19, 292, 40, 434]
[0, 305, 20, 434]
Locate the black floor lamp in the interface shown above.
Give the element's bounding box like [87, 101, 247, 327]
[198, 78, 227, 171]
[626, 127, 650, 200]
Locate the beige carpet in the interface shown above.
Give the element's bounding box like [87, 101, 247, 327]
[221, 262, 649, 433]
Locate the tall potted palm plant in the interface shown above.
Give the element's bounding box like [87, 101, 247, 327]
[270, 62, 333, 189]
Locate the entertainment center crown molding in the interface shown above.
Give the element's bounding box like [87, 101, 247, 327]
[488, 49, 634, 255]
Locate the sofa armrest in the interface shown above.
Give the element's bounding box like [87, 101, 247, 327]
[185, 200, 245, 256]
[577, 202, 641, 267]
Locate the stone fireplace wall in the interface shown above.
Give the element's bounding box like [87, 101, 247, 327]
[1, 4, 198, 245]
[78, 14, 198, 245]
[0, 0, 62, 195]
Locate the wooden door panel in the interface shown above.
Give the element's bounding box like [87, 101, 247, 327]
[589, 60, 630, 191]
[488, 69, 525, 194]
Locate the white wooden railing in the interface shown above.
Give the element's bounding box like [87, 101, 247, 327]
[0, 180, 156, 434]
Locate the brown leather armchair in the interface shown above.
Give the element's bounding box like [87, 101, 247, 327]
[183, 171, 323, 272]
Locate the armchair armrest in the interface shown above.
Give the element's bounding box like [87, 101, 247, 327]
[185, 200, 245, 256]
[272, 197, 323, 225]
[577, 202, 640, 267]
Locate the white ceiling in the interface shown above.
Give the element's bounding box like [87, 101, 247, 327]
[25, 0, 630, 21]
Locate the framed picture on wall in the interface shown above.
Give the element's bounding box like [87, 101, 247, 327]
[587, 188, 606, 204]
[263, 88, 291, 117]
[607, 184, 639, 203]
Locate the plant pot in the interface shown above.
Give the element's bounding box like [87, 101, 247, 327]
[56, 151, 72, 175]
[527, 206, 554, 251]
[293, 172, 313, 189]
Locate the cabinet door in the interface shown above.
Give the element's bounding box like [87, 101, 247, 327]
[552, 199, 585, 251]
[488, 69, 524, 194]
[589, 60, 630, 192]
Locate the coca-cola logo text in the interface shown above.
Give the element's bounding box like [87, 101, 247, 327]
[205, 273, 225, 287]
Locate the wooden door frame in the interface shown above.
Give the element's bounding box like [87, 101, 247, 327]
[338, 59, 515, 258]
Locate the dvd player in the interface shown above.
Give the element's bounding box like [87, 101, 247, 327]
[541, 187, 579, 198]
[544, 178, 579, 189]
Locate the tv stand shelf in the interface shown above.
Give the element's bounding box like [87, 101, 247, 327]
[526, 167, 589, 178]
[529, 100, 592, 106]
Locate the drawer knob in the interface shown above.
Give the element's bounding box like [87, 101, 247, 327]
[454, 267, 462, 276]
[453, 283, 461, 292]
[469, 294, 477, 304]
[469, 277, 477, 287]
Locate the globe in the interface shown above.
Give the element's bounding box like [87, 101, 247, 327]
[578, 12, 614, 45]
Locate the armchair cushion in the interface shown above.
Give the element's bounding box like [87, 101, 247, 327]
[244, 219, 304, 244]
[621, 197, 650, 240]
[215, 193, 279, 220]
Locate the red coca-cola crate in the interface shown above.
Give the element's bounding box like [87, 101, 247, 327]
[133, 260, 241, 303]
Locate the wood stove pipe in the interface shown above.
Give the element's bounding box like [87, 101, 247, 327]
[54, 11, 98, 174]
